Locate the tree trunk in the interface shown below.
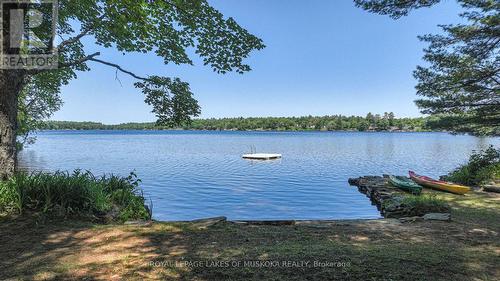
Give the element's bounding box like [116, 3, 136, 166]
[0, 70, 24, 180]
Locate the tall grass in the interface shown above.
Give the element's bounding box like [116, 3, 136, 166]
[400, 194, 450, 215]
[0, 170, 151, 222]
[383, 194, 450, 217]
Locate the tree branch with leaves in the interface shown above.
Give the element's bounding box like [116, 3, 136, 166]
[0, 0, 265, 179]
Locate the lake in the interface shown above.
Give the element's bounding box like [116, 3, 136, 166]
[18, 131, 499, 221]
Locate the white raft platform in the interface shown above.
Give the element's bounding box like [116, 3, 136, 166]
[242, 153, 282, 160]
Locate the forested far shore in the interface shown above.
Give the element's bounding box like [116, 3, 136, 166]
[39, 113, 433, 132]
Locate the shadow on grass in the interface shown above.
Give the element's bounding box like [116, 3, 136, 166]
[435, 191, 500, 230]
[1, 210, 499, 281]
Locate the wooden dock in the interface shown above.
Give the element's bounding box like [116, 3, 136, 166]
[242, 153, 282, 160]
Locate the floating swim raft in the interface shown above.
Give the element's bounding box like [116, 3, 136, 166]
[242, 153, 282, 160]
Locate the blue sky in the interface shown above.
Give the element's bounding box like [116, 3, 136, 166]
[52, 0, 463, 124]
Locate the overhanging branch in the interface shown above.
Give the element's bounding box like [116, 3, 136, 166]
[59, 52, 101, 68]
[58, 15, 106, 50]
[26, 52, 152, 84]
[24, 52, 101, 75]
[89, 58, 151, 82]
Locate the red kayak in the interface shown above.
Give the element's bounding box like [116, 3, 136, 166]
[409, 171, 470, 195]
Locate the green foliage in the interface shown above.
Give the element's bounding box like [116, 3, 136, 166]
[426, 114, 500, 136]
[41, 121, 111, 130]
[414, 0, 500, 131]
[135, 76, 201, 126]
[446, 166, 473, 186]
[17, 74, 64, 149]
[39, 113, 431, 132]
[354, 0, 441, 19]
[356, 0, 500, 134]
[186, 113, 427, 131]
[445, 145, 500, 185]
[0, 170, 150, 222]
[475, 162, 500, 183]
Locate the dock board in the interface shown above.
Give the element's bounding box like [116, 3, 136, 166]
[242, 153, 282, 160]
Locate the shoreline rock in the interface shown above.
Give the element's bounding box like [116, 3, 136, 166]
[423, 213, 451, 221]
[191, 216, 227, 229]
[483, 185, 500, 193]
[348, 175, 407, 218]
[349, 175, 450, 219]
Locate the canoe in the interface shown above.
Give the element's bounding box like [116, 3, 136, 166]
[389, 175, 422, 195]
[409, 171, 471, 195]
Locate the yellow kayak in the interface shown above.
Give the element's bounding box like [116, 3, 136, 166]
[409, 171, 471, 195]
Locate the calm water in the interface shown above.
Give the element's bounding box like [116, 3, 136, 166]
[19, 131, 499, 221]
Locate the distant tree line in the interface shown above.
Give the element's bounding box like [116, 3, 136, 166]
[40, 113, 433, 132]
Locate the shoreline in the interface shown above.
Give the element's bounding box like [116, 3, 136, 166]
[147, 217, 386, 225]
[34, 128, 449, 134]
[135, 174, 455, 224]
[33, 128, 500, 137]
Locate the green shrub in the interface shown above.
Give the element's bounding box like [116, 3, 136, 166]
[475, 163, 500, 185]
[0, 170, 151, 222]
[445, 165, 471, 185]
[445, 146, 500, 186]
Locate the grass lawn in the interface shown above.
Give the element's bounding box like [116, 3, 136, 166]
[0, 191, 499, 281]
